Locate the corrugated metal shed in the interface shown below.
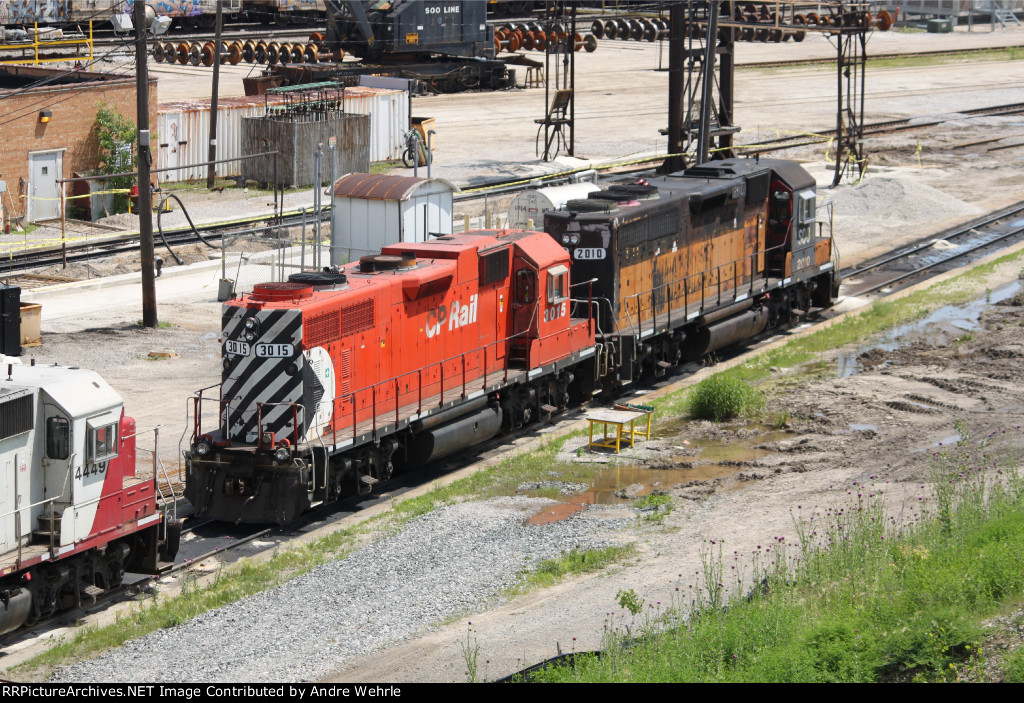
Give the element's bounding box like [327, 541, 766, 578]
[330, 173, 459, 264]
[156, 87, 408, 182]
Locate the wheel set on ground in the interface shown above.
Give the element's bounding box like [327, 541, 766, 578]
[150, 32, 345, 66]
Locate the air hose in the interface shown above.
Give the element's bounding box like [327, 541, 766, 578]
[156, 192, 220, 266]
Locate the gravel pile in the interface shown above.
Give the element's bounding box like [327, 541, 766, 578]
[50, 496, 635, 683]
[820, 175, 981, 224]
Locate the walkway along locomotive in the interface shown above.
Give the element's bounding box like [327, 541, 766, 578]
[0, 363, 180, 635]
[184, 157, 839, 525]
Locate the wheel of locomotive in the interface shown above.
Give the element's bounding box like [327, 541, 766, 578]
[629, 18, 645, 41]
[308, 31, 324, 44]
[591, 19, 605, 38]
[641, 18, 657, 41]
[176, 42, 190, 64]
[614, 18, 631, 38]
[876, 9, 894, 31]
[583, 34, 598, 52]
[151, 42, 164, 62]
[806, 12, 820, 25]
[290, 44, 304, 62]
[603, 18, 618, 39]
[266, 42, 280, 65]
[573, 32, 584, 51]
[242, 41, 255, 63]
[227, 42, 243, 65]
[278, 43, 292, 64]
[768, 28, 782, 42]
[507, 32, 521, 52]
[521, 30, 535, 50]
[164, 41, 176, 63]
[254, 41, 268, 64]
[792, 29, 806, 42]
[189, 42, 203, 66]
[532, 30, 546, 50]
[304, 43, 319, 63]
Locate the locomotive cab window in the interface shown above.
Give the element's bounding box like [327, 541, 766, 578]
[796, 190, 816, 246]
[515, 268, 535, 304]
[87, 413, 119, 463]
[46, 416, 70, 460]
[546, 265, 568, 304]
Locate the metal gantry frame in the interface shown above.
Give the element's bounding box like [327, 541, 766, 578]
[661, 1, 879, 183]
[537, 0, 577, 161]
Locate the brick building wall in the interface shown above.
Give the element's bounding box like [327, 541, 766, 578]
[0, 66, 157, 223]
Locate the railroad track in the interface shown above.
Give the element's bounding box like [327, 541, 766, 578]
[840, 200, 1024, 298]
[733, 101, 1024, 154]
[0, 205, 300, 281]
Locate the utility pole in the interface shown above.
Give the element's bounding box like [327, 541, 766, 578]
[135, 0, 157, 327]
[207, 0, 222, 188]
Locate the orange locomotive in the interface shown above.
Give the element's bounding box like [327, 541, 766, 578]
[185, 157, 838, 525]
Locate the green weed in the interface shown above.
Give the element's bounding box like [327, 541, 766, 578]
[687, 375, 764, 420]
[510, 545, 636, 594]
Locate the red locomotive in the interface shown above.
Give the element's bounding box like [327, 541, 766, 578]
[185, 157, 839, 525]
[0, 364, 180, 635]
[187, 229, 595, 524]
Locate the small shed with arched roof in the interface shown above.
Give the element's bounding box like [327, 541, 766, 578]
[330, 173, 459, 264]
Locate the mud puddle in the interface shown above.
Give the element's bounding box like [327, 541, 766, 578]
[523, 426, 789, 523]
[834, 280, 1021, 377]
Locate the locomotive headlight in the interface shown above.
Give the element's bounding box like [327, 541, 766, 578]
[194, 439, 212, 457]
[274, 447, 290, 462]
[561, 234, 571, 244]
[244, 317, 259, 331]
[569, 233, 580, 245]
[244, 331, 257, 342]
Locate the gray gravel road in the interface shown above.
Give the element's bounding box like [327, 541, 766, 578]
[49, 497, 635, 683]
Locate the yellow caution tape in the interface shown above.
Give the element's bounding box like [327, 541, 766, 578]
[23, 189, 131, 201]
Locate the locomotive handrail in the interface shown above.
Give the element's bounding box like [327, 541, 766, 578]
[194, 292, 594, 449]
[618, 240, 789, 337]
[123, 425, 179, 521]
[1, 458, 74, 565]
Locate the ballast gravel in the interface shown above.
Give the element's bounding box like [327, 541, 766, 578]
[50, 496, 635, 683]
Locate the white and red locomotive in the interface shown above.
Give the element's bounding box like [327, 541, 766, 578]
[185, 158, 839, 525]
[0, 363, 180, 635]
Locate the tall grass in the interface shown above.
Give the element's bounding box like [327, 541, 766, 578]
[534, 425, 1024, 682]
[686, 375, 764, 420]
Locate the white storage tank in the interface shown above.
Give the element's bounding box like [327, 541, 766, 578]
[506, 182, 600, 230]
[330, 173, 459, 265]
